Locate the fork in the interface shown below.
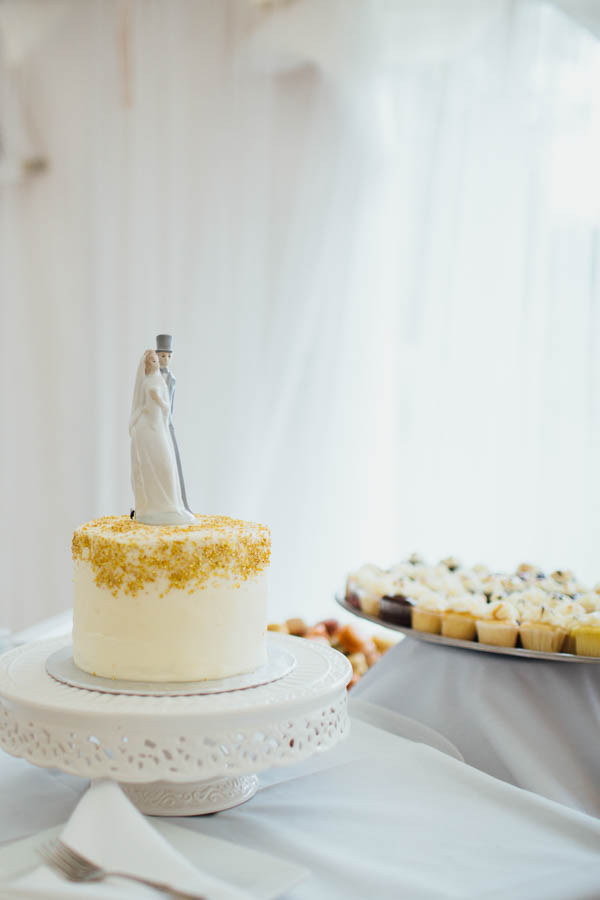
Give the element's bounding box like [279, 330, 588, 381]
[38, 838, 207, 898]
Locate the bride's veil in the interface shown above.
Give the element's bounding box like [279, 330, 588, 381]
[129, 353, 148, 435]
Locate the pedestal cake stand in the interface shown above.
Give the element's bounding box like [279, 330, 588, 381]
[0, 634, 351, 815]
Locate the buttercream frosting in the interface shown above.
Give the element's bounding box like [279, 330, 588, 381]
[72, 515, 270, 682]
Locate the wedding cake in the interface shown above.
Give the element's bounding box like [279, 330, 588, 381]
[72, 514, 271, 681]
[71, 336, 271, 682]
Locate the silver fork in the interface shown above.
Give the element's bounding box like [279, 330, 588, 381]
[38, 838, 207, 898]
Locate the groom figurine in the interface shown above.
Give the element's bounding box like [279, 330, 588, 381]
[156, 334, 192, 513]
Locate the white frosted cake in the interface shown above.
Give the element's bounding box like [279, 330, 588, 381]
[72, 514, 270, 682]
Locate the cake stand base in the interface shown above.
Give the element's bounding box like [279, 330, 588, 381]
[120, 774, 259, 816]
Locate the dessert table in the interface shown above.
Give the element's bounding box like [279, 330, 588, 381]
[353, 636, 600, 818]
[1, 615, 600, 898]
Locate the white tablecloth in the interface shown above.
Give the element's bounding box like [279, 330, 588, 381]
[2, 619, 600, 898]
[1, 703, 600, 898]
[353, 637, 600, 817]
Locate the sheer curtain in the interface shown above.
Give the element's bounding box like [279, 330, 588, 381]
[2, 0, 600, 631]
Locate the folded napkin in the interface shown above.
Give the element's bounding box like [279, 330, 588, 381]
[3, 779, 253, 899]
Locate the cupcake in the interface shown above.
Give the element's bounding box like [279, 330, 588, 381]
[410, 587, 445, 634]
[571, 612, 600, 657]
[519, 603, 568, 653]
[559, 602, 585, 654]
[379, 585, 415, 627]
[441, 594, 487, 641]
[538, 597, 584, 653]
[345, 564, 391, 616]
[475, 600, 519, 648]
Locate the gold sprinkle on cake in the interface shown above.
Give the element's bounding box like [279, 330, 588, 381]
[72, 515, 271, 598]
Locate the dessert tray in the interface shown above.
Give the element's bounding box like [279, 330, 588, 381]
[0, 633, 352, 815]
[336, 596, 600, 664]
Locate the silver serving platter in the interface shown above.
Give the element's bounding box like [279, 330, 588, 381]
[336, 595, 600, 663]
[46, 638, 297, 695]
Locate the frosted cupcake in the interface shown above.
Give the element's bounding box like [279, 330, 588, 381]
[345, 564, 398, 617]
[410, 586, 445, 634]
[475, 600, 519, 647]
[378, 574, 418, 627]
[557, 602, 586, 654]
[571, 612, 600, 657]
[441, 594, 487, 641]
[519, 603, 568, 653]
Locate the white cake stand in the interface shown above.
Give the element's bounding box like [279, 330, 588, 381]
[0, 634, 351, 815]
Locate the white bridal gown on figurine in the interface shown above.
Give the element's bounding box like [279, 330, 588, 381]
[129, 361, 195, 525]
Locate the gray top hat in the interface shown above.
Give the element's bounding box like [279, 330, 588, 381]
[156, 334, 173, 352]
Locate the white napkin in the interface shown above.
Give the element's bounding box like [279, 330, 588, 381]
[3, 779, 253, 899]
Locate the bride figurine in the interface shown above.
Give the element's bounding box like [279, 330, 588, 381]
[129, 349, 195, 525]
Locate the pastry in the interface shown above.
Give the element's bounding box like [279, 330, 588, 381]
[518, 604, 568, 654]
[345, 564, 395, 617]
[475, 600, 519, 648]
[441, 594, 486, 641]
[411, 588, 445, 634]
[571, 612, 600, 657]
[379, 593, 414, 626]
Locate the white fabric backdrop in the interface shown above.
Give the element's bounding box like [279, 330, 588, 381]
[2, 0, 600, 631]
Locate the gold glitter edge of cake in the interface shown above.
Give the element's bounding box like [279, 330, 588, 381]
[72, 515, 271, 596]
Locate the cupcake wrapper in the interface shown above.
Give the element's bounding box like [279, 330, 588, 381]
[379, 596, 413, 627]
[358, 595, 380, 617]
[476, 621, 518, 648]
[574, 632, 600, 657]
[519, 624, 567, 653]
[411, 608, 441, 634]
[345, 590, 361, 610]
[442, 613, 476, 642]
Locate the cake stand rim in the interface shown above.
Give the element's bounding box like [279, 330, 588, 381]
[0, 634, 352, 719]
[0, 635, 351, 786]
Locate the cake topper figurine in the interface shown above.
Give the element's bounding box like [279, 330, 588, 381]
[129, 347, 195, 525]
[155, 334, 192, 513]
